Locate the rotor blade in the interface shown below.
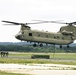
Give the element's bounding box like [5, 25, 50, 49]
[65, 22, 76, 25]
[2, 20, 31, 25]
[32, 20, 51, 23]
[27, 21, 49, 24]
[2, 20, 46, 26]
[2, 23, 21, 25]
[2, 20, 30, 25]
[2, 20, 45, 25]
[48, 21, 67, 24]
[32, 20, 67, 24]
[2, 20, 21, 25]
[72, 22, 76, 25]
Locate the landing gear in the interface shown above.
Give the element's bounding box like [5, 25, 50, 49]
[60, 45, 62, 48]
[59, 45, 70, 48]
[67, 45, 70, 48]
[33, 43, 43, 47]
[33, 44, 37, 47]
[40, 43, 43, 47]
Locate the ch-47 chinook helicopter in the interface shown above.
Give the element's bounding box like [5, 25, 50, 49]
[2, 20, 76, 48]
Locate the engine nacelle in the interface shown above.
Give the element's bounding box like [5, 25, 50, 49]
[62, 30, 73, 35]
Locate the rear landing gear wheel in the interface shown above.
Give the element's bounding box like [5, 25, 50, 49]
[40, 44, 43, 47]
[33, 44, 37, 47]
[67, 45, 70, 48]
[60, 45, 62, 48]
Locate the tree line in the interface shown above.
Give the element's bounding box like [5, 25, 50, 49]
[0, 45, 76, 53]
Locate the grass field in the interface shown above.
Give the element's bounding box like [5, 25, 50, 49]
[0, 52, 76, 65]
[10, 52, 76, 60]
[10, 52, 76, 59]
[0, 71, 30, 75]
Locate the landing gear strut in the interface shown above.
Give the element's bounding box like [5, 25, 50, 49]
[60, 45, 62, 48]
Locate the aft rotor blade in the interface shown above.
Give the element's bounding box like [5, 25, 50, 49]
[71, 22, 76, 25]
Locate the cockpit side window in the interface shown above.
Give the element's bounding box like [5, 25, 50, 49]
[29, 33, 32, 36]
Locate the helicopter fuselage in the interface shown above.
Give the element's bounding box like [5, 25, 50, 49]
[15, 28, 74, 45]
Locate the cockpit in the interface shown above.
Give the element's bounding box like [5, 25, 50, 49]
[15, 31, 23, 40]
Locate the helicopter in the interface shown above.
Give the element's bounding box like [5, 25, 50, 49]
[2, 20, 76, 48]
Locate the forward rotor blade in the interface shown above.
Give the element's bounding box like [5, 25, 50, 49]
[28, 21, 49, 24]
[2, 20, 47, 25]
[2, 20, 21, 25]
[3, 24, 14, 25]
[33, 20, 67, 24]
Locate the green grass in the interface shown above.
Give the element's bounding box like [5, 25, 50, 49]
[10, 52, 76, 60]
[0, 71, 30, 75]
[0, 58, 76, 65]
[0, 52, 76, 65]
[0, 58, 50, 64]
[10, 53, 76, 59]
[50, 53, 76, 60]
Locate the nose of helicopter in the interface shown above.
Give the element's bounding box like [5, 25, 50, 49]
[15, 34, 21, 40]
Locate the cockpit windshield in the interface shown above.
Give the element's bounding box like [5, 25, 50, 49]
[18, 31, 22, 35]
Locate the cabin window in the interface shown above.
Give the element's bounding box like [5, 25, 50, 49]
[29, 33, 32, 36]
[57, 36, 59, 39]
[46, 35, 48, 38]
[22, 32, 24, 34]
[54, 36, 56, 39]
[70, 37, 73, 40]
[38, 34, 40, 37]
[62, 37, 64, 40]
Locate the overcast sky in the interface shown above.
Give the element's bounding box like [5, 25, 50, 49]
[0, 0, 76, 42]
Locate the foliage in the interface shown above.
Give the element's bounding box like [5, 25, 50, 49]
[0, 45, 76, 53]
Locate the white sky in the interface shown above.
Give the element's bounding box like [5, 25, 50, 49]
[0, 0, 76, 42]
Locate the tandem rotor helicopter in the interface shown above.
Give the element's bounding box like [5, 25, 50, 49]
[2, 20, 76, 48]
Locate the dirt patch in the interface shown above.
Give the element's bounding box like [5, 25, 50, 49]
[0, 64, 76, 75]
